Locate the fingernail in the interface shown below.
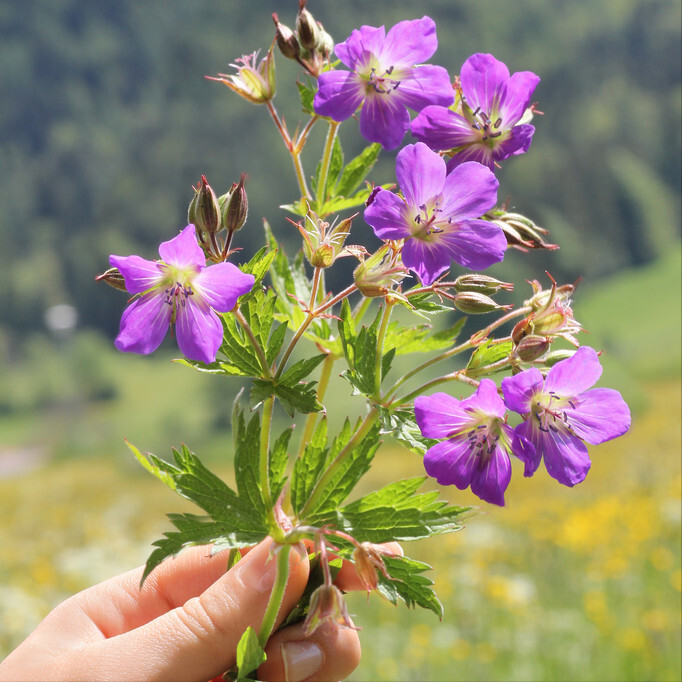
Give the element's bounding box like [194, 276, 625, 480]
[238, 541, 278, 593]
[281, 641, 324, 682]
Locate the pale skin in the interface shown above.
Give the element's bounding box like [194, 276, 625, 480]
[0, 538, 400, 682]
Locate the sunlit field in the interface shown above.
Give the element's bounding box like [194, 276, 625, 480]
[1, 252, 680, 680]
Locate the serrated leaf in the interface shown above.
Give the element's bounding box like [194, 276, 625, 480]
[280, 353, 326, 384]
[236, 626, 267, 678]
[334, 142, 382, 197]
[265, 320, 288, 364]
[467, 339, 514, 377]
[337, 298, 356, 366]
[406, 292, 453, 315]
[297, 79, 315, 114]
[239, 246, 276, 293]
[320, 186, 374, 215]
[232, 404, 266, 522]
[384, 317, 466, 355]
[378, 555, 444, 618]
[316, 134, 344, 204]
[127, 440, 177, 490]
[379, 406, 438, 455]
[381, 346, 396, 381]
[270, 426, 292, 501]
[291, 418, 329, 514]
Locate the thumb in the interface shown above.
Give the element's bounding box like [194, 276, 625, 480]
[66, 539, 309, 682]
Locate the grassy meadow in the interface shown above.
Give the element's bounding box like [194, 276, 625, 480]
[0, 249, 680, 680]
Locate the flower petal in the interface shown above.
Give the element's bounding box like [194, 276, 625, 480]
[437, 219, 506, 270]
[334, 25, 386, 69]
[395, 142, 445, 209]
[440, 161, 499, 220]
[545, 346, 602, 396]
[175, 298, 223, 364]
[411, 107, 478, 150]
[364, 190, 411, 241]
[494, 124, 536, 162]
[395, 65, 454, 112]
[468, 378, 506, 418]
[158, 225, 205, 269]
[445, 146, 495, 171]
[470, 445, 511, 506]
[568, 388, 631, 444]
[514, 420, 543, 477]
[314, 70, 365, 121]
[502, 368, 544, 414]
[536, 423, 591, 487]
[414, 392, 470, 438]
[460, 53, 510, 115]
[114, 292, 170, 355]
[401, 237, 451, 285]
[499, 71, 540, 124]
[423, 438, 476, 490]
[193, 262, 255, 313]
[359, 94, 411, 149]
[109, 254, 163, 294]
[379, 16, 438, 66]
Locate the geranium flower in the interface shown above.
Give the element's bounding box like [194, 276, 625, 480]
[110, 225, 254, 364]
[501, 346, 631, 486]
[313, 16, 454, 149]
[415, 379, 527, 506]
[363, 142, 506, 285]
[411, 53, 540, 170]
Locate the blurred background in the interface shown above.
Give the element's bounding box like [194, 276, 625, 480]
[0, 1, 680, 680]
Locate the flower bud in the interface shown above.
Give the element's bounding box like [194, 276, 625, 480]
[303, 584, 355, 636]
[298, 211, 354, 268]
[352, 542, 392, 593]
[207, 47, 276, 105]
[514, 334, 551, 362]
[316, 27, 334, 57]
[354, 244, 408, 297]
[454, 292, 510, 314]
[188, 175, 221, 236]
[296, 5, 319, 51]
[95, 267, 127, 292]
[543, 348, 578, 367]
[487, 210, 558, 251]
[454, 274, 514, 296]
[220, 173, 248, 233]
[273, 14, 300, 60]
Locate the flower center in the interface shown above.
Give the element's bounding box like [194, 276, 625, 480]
[367, 64, 401, 95]
[469, 106, 504, 144]
[165, 281, 194, 322]
[532, 391, 577, 433]
[412, 200, 451, 240]
[463, 415, 502, 466]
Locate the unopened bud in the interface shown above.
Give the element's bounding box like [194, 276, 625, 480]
[95, 267, 127, 292]
[490, 210, 558, 251]
[543, 349, 578, 367]
[514, 334, 551, 362]
[454, 274, 514, 296]
[273, 14, 300, 60]
[352, 542, 392, 593]
[303, 584, 356, 636]
[188, 175, 221, 236]
[316, 28, 334, 57]
[299, 211, 354, 268]
[454, 292, 509, 314]
[221, 173, 248, 233]
[296, 5, 319, 51]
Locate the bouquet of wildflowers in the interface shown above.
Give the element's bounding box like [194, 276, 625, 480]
[98, 4, 631, 679]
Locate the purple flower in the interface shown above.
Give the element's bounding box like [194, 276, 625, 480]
[501, 346, 631, 487]
[363, 142, 506, 285]
[415, 379, 527, 506]
[411, 53, 540, 170]
[313, 16, 454, 149]
[110, 225, 254, 364]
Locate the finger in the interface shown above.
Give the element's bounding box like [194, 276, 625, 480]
[61, 539, 310, 682]
[258, 620, 361, 682]
[333, 541, 403, 592]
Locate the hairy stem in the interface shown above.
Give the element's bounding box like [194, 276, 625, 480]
[373, 302, 394, 400]
[260, 396, 276, 526]
[316, 120, 340, 212]
[257, 543, 292, 646]
[392, 371, 481, 407]
[296, 352, 335, 459]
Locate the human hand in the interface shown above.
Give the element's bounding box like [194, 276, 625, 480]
[0, 538, 395, 681]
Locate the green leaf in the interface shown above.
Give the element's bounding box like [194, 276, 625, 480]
[316, 134, 344, 203]
[239, 246, 276, 294]
[126, 440, 177, 490]
[405, 292, 453, 315]
[250, 377, 323, 416]
[383, 317, 466, 355]
[378, 555, 444, 618]
[297, 79, 315, 115]
[338, 305, 383, 396]
[236, 626, 267, 678]
[337, 298, 356, 366]
[280, 353, 326, 385]
[270, 426, 293, 502]
[334, 142, 381, 197]
[319, 185, 374, 215]
[466, 339, 514, 377]
[379, 406, 437, 455]
[232, 402, 266, 522]
[305, 420, 382, 519]
[291, 418, 329, 515]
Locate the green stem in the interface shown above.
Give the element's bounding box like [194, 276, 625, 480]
[392, 371, 481, 407]
[260, 396, 275, 519]
[266, 101, 312, 201]
[298, 407, 379, 520]
[316, 120, 340, 211]
[296, 353, 335, 459]
[352, 296, 372, 325]
[257, 543, 292, 646]
[373, 301, 394, 400]
[234, 308, 273, 381]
